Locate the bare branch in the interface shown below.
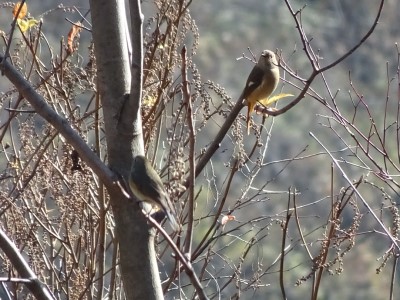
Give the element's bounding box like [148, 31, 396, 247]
[0, 228, 55, 300]
[310, 132, 400, 252]
[0, 54, 118, 190]
[181, 46, 196, 256]
[147, 215, 210, 300]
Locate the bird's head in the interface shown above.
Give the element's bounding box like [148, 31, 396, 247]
[258, 49, 278, 69]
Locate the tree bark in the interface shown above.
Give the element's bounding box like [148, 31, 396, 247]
[89, 0, 162, 299]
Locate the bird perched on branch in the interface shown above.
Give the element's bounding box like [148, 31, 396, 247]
[240, 49, 280, 134]
[129, 155, 179, 231]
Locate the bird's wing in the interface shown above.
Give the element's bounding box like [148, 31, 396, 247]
[144, 163, 167, 200]
[241, 65, 264, 100]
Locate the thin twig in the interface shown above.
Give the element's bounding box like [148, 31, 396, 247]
[254, 0, 386, 119]
[181, 46, 195, 256]
[0, 54, 118, 190]
[194, 97, 244, 180]
[192, 159, 239, 259]
[310, 132, 400, 252]
[146, 215, 209, 300]
[2, 0, 26, 68]
[0, 228, 56, 299]
[279, 190, 292, 300]
[293, 187, 313, 260]
[389, 254, 398, 300]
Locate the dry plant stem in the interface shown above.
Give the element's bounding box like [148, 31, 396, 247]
[109, 240, 118, 300]
[198, 246, 212, 283]
[181, 46, 195, 255]
[312, 184, 338, 300]
[0, 228, 55, 300]
[337, 178, 363, 216]
[0, 96, 23, 141]
[293, 188, 313, 260]
[65, 18, 92, 32]
[96, 183, 106, 300]
[0, 54, 118, 189]
[8, 131, 58, 198]
[142, 2, 190, 124]
[18, 21, 43, 80]
[312, 177, 363, 298]
[2, 0, 26, 64]
[280, 191, 292, 300]
[389, 255, 398, 300]
[162, 248, 179, 294]
[347, 77, 388, 155]
[396, 45, 400, 164]
[382, 62, 391, 170]
[312, 177, 362, 299]
[0, 278, 30, 283]
[217, 238, 255, 297]
[245, 129, 264, 162]
[310, 132, 400, 251]
[146, 215, 209, 300]
[192, 159, 239, 259]
[0, 282, 11, 299]
[0, 26, 47, 143]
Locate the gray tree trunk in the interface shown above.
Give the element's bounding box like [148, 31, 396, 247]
[89, 0, 163, 299]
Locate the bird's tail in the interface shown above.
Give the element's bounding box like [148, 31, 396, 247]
[165, 209, 180, 231]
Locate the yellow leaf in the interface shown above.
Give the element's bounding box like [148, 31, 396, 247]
[13, 2, 27, 19]
[17, 18, 38, 32]
[258, 93, 294, 107]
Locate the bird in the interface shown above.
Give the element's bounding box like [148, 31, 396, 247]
[129, 155, 179, 231]
[240, 49, 280, 134]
